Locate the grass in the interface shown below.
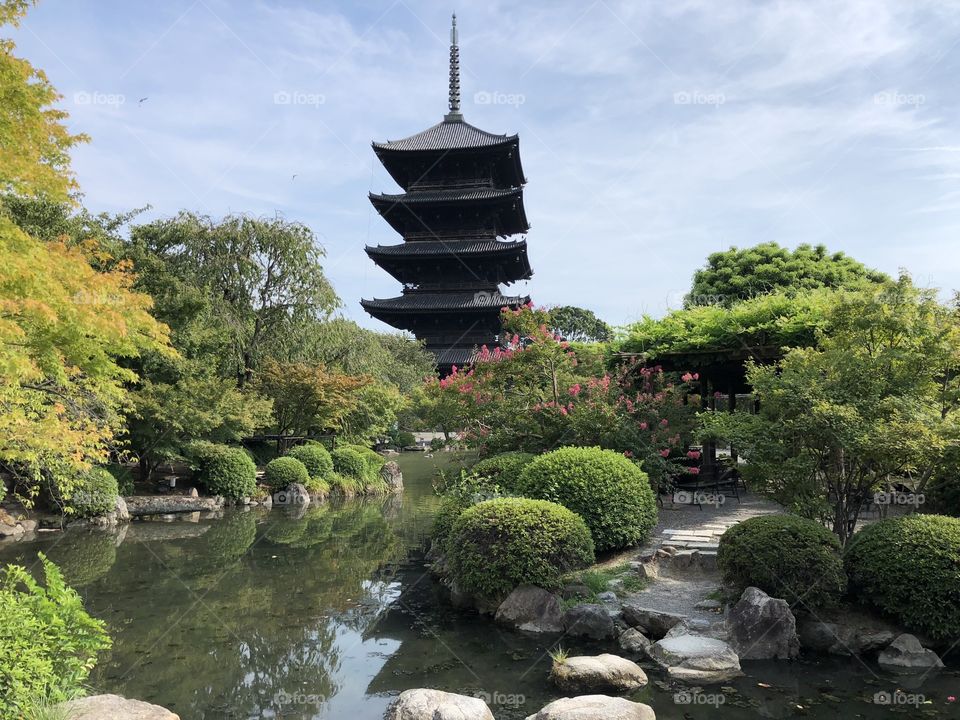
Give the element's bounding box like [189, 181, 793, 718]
[548, 646, 569, 665]
[23, 699, 69, 720]
[564, 561, 648, 600]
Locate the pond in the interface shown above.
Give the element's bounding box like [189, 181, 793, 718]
[1, 453, 958, 719]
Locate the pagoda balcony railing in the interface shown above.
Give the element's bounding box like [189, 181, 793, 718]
[403, 228, 497, 242]
[408, 177, 495, 191]
[403, 282, 502, 292]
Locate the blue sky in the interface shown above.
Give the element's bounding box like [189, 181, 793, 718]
[12, 0, 960, 329]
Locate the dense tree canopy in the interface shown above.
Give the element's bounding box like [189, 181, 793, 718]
[700, 277, 960, 543]
[687, 242, 887, 307]
[547, 305, 614, 343]
[129, 212, 339, 384]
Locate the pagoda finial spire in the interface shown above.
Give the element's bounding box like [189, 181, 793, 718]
[445, 12, 462, 121]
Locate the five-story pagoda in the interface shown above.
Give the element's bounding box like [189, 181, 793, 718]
[361, 14, 531, 374]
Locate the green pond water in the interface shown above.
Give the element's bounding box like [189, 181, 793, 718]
[2, 453, 959, 719]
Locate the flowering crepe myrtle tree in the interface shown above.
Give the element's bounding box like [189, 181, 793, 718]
[421, 305, 701, 487]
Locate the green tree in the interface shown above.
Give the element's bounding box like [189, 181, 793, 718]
[130, 212, 339, 384]
[0, 1, 87, 202]
[687, 242, 887, 307]
[0, 3, 171, 501]
[254, 359, 368, 440]
[547, 305, 614, 343]
[701, 277, 960, 544]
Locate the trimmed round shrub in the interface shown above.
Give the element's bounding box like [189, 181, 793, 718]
[433, 495, 471, 551]
[844, 514, 960, 640]
[286, 444, 334, 481]
[471, 451, 535, 491]
[331, 447, 367, 481]
[718, 514, 846, 610]
[448, 498, 595, 601]
[193, 444, 257, 500]
[344, 444, 385, 479]
[516, 446, 657, 551]
[263, 456, 310, 491]
[66, 467, 119, 518]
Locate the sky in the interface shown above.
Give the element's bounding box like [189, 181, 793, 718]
[11, 0, 960, 329]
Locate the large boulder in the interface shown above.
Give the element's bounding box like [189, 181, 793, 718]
[563, 604, 615, 640]
[550, 654, 648, 694]
[877, 634, 944, 671]
[275, 483, 311, 508]
[726, 587, 799, 660]
[649, 634, 742, 683]
[797, 619, 898, 656]
[385, 689, 494, 720]
[618, 628, 652, 658]
[525, 695, 655, 720]
[496, 585, 564, 633]
[619, 602, 685, 639]
[57, 694, 179, 719]
[380, 461, 404, 493]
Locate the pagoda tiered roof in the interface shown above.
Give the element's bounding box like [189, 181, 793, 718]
[365, 239, 531, 285]
[372, 119, 517, 152]
[369, 187, 528, 238]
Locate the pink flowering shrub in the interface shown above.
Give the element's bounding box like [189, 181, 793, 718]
[419, 306, 701, 488]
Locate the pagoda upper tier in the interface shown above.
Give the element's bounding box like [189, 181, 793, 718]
[372, 120, 525, 190]
[368, 186, 528, 240]
[364, 238, 531, 285]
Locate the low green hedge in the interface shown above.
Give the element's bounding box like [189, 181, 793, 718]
[191, 443, 258, 500]
[718, 514, 846, 610]
[286, 444, 334, 482]
[263, 457, 310, 491]
[516, 446, 657, 551]
[66, 468, 119, 518]
[844, 514, 960, 640]
[448, 497, 595, 602]
[0, 555, 111, 716]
